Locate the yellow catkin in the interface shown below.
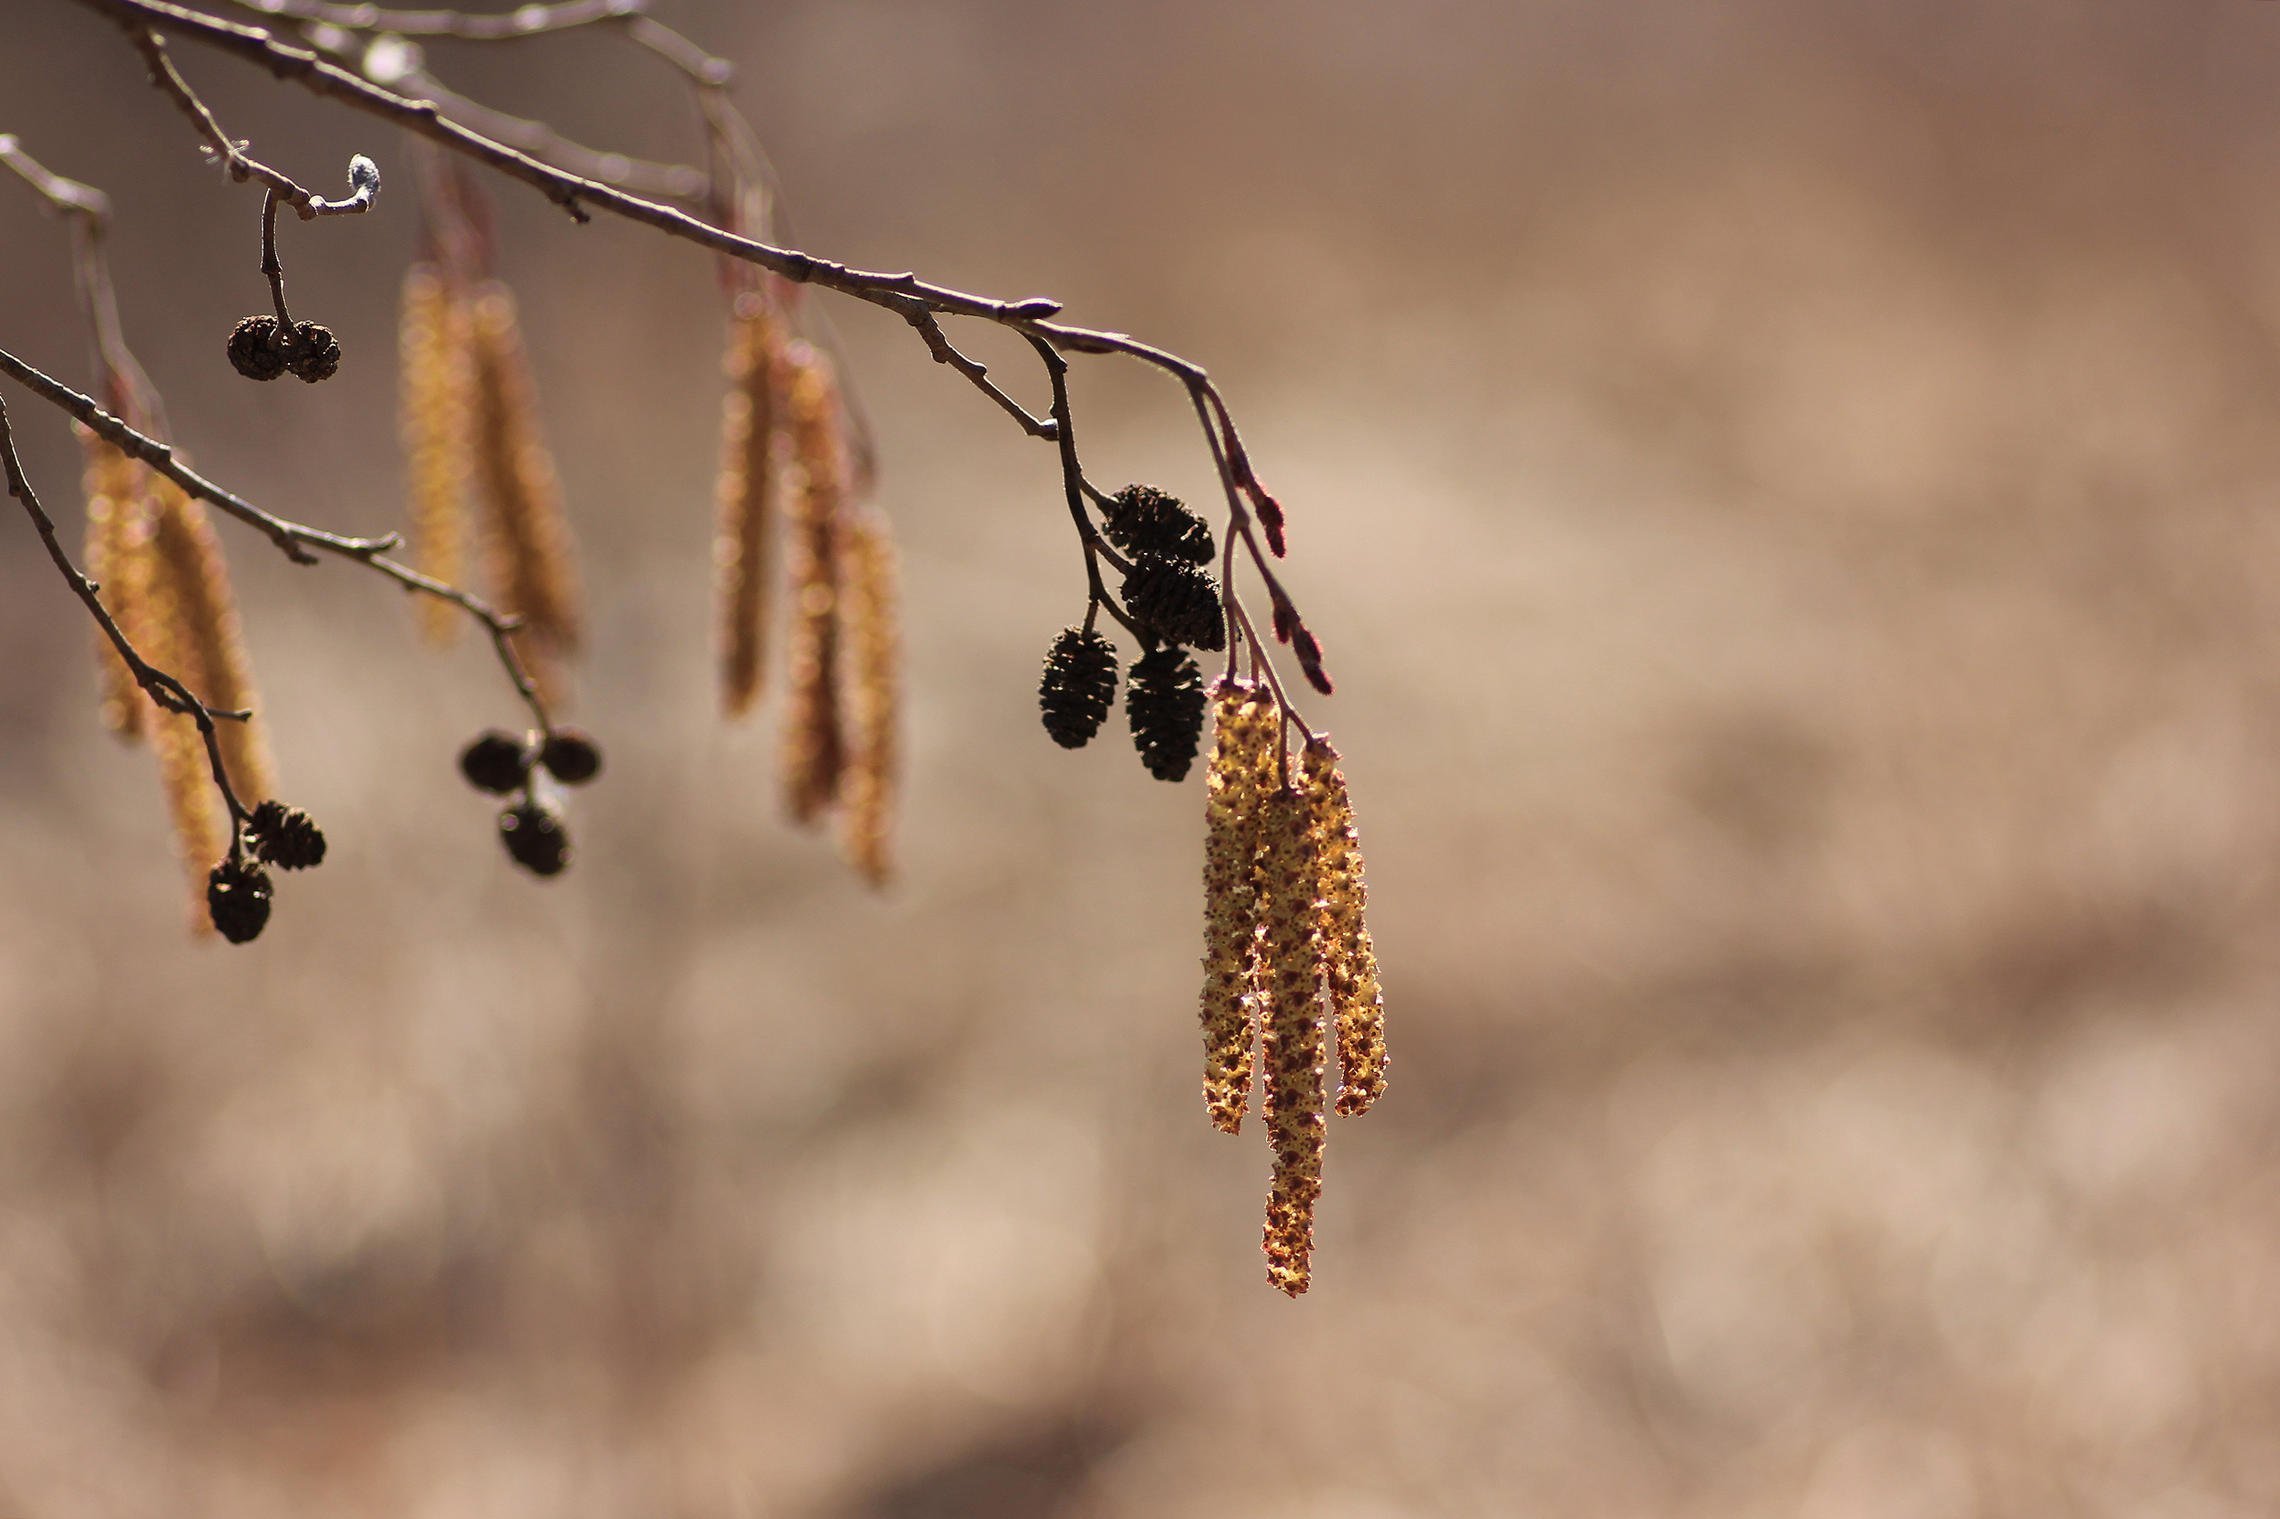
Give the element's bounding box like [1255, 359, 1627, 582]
[779, 349, 847, 825]
[399, 263, 476, 647]
[151, 475, 275, 810]
[836, 505, 900, 886]
[1303, 739, 1387, 1116]
[126, 487, 223, 936]
[1198, 681, 1277, 1133]
[78, 426, 147, 742]
[469, 280, 581, 700]
[1259, 784, 1328, 1297]
[715, 293, 782, 716]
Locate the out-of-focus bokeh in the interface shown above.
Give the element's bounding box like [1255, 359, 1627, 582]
[6, 1, 2280, 1513]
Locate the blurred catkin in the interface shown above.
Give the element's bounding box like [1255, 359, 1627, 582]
[1303, 739, 1386, 1116]
[837, 505, 900, 886]
[150, 475, 275, 811]
[398, 264, 476, 647]
[1259, 784, 1327, 1296]
[780, 349, 847, 825]
[715, 293, 782, 716]
[78, 426, 147, 741]
[469, 280, 580, 698]
[1198, 681, 1275, 1134]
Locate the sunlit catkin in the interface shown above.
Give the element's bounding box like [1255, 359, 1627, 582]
[399, 264, 475, 646]
[1198, 681, 1275, 1133]
[469, 280, 580, 696]
[1259, 783, 1328, 1296]
[151, 476, 275, 810]
[1302, 739, 1386, 1116]
[78, 426, 148, 742]
[715, 293, 782, 716]
[837, 505, 900, 886]
[779, 349, 847, 825]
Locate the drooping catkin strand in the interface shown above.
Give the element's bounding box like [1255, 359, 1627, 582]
[150, 476, 275, 811]
[1198, 681, 1276, 1134]
[1302, 739, 1387, 1117]
[124, 484, 224, 937]
[714, 293, 782, 716]
[399, 263, 476, 647]
[837, 505, 900, 886]
[779, 350, 847, 825]
[469, 280, 580, 698]
[1259, 784, 1328, 1297]
[78, 426, 147, 742]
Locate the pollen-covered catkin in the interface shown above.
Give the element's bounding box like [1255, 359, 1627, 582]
[1258, 783, 1328, 1296]
[780, 349, 847, 824]
[469, 280, 580, 696]
[78, 426, 148, 741]
[1198, 682, 1275, 1134]
[837, 505, 900, 886]
[715, 292, 781, 716]
[1303, 739, 1387, 1116]
[151, 477, 275, 810]
[399, 264, 475, 646]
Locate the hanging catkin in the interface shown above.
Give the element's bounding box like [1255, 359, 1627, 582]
[469, 280, 580, 697]
[399, 263, 476, 646]
[1197, 681, 1275, 1134]
[78, 425, 147, 742]
[715, 292, 782, 716]
[779, 349, 847, 824]
[1302, 739, 1386, 1116]
[837, 504, 900, 886]
[1258, 782, 1328, 1296]
[150, 475, 274, 812]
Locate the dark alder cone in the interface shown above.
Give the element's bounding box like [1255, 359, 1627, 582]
[459, 730, 532, 794]
[539, 728, 603, 785]
[1039, 626, 1118, 749]
[1121, 554, 1226, 652]
[247, 799, 327, 871]
[1104, 484, 1214, 566]
[1127, 645, 1208, 782]
[226, 315, 288, 381]
[206, 859, 274, 944]
[499, 798, 571, 877]
[285, 322, 342, 383]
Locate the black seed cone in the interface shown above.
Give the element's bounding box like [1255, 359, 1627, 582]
[460, 730, 531, 794]
[286, 322, 341, 383]
[1104, 484, 1214, 566]
[248, 799, 327, 870]
[226, 315, 288, 381]
[1120, 555, 1225, 651]
[1127, 645, 1208, 782]
[1039, 626, 1118, 748]
[206, 859, 274, 943]
[500, 798, 571, 877]
[540, 728, 603, 785]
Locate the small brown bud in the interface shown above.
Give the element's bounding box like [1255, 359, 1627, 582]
[498, 797, 571, 877]
[206, 859, 274, 944]
[459, 730, 531, 794]
[539, 728, 603, 786]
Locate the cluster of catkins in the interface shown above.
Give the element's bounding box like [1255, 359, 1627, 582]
[77, 395, 321, 941]
[710, 290, 900, 885]
[1036, 485, 1222, 782]
[1198, 684, 1385, 1295]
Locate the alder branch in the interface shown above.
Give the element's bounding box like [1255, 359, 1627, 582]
[73, 0, 1325, 696]
[0, 345, 551, 729]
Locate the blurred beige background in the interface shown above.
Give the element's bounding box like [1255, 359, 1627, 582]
[7, 1, 2280, 1515]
